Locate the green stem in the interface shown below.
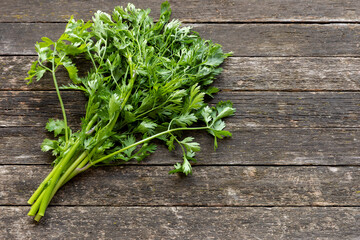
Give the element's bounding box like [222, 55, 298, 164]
[62, 157, 90, 185]
[28, 151, 86, 220]
[28, 190, 46, 216]
[48, 151, 88, 201]
[85, 96, 94, 122]
[35, 113, 98, 206]
[85, 113, 99, 132]
[34, 214, 42, 222]
[52, 43, 69, 143]
[37, 59, 51, 72]
[87, 47, 98, 70]
[173, 134, 186, 155]
[38, 139, 81, 217]
[27, 163, 61, 205]
[60, 141, 99, 187]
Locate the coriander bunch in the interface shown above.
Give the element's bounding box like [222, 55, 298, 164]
[25, 1, 234, 221]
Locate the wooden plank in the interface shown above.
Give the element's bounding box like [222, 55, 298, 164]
[1, 207, 359, 239]
[1, 91, 360, 128]
[0, 91, 85, 128]
[3, 56, 360, 91]
[2, 0, 360, 23]
[219, 57, 360, 91]
[2, 127, 360, 165]
[1, 165, 359, 206]
[2, 23, 360, 56]
[217, 91, 360, 128]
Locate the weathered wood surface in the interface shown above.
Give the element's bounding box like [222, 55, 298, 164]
[0, 91, 85, 127]
[2, 23, 360, 56]
[2, 91, 359, 128]
[222, 57, 360, 91]
[1, 207, 358, 239]
[217, 92, 360, 128]
[3, 56, 360, 91]
[1, 165, 359, 206]
[2, 0, 360, 238]
[2, 0, 360, 23]
[2, 127, 360, 165]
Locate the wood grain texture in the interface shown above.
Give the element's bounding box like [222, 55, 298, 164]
[1, 165, 359, 206]
[2, 1, 360, 239]
[2, 23, 360, 56]
[1, 56, 89, 91]
[218, 91, 360, 128]
[1, 91, 359, 128]
[220, 57, 360, 91]
[1, 0, 360, 23]
[0, 91, 85, 128]
[1, 207, 359, 239]
[3, 56, 360, 91]
[2, 127, 360, 165]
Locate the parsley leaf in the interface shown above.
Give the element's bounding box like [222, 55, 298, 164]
[45, 119, 67, 137]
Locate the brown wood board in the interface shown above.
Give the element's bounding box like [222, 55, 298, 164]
[1, 207, 358, 239]
[2, 23, 360, 56]
[1, 165, 359, 206]
[2, 0, 360, 23]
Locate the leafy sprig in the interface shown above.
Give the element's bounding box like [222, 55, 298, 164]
[26, 1, 234, 221]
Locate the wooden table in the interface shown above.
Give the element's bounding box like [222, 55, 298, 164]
[1, 1, 359, 239]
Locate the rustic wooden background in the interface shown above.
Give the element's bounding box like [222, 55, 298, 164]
[1, 0, 360, 239]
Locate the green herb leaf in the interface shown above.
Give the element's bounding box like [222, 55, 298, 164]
[180, 137, 200, 152]
[169, 155, 193, 176]
[173, 113, 198, 127]
[45, 119, 67, 137]
[41, 139, 57, 152]
[215, 101, 235, 121]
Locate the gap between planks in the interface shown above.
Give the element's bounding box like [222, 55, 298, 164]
[5, 21, 360, 24]
[1, 163, 360, 167]
[1, 204, 359, 208]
